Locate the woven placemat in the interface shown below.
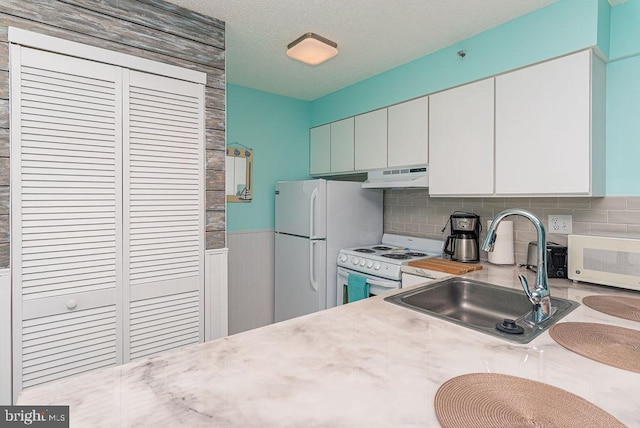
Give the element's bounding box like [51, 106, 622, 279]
[434, 373, 624, 428]
[583, 295, 640, 322]
[549, 322, 640, 373]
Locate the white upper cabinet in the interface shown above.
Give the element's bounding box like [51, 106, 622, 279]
[310, 124, 331, 175]
[429, 78, 495, 196]
[330, 117, 355, 173]
[308, 50, 605, 197]
[310, 96, 428, 175]
[388, 96, 429, 168]
[495, 50, 605, 196]
[355, 109, 387, 171]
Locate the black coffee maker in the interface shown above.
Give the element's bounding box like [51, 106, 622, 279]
[443, 212, 482, 263]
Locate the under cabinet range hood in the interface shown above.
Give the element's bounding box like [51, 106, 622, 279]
[362, 166, 429, 189]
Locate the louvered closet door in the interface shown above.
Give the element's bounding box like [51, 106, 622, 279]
[123, 70, 204, 361]
[11, 46, 123, 393]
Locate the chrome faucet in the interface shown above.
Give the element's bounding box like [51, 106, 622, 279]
[481, 209, 555, 324]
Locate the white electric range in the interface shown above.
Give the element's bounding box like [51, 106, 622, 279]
[336, 233, 444, 305]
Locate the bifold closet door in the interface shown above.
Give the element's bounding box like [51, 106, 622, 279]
[11, 46, 123, 395]
[123, 70, 205, 361]
[11, 45, 205, 399]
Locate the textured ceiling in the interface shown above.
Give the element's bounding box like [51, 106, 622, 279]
[165, 0, 557, 101]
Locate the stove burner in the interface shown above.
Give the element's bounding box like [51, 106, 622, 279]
[405, 252, 427, 257]
[381, 253, 411, 260]
[373, 246, 393, 251]
[354, 248, 376, 253]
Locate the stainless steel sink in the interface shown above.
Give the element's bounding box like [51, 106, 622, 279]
[384, 277, 580, 344]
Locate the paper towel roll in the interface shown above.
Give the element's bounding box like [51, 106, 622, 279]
[486, 220, 515, 265]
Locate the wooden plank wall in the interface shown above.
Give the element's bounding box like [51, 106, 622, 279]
[0, 0, 227, 268]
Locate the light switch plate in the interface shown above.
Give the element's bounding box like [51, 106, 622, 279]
[548, 214, 572, 234]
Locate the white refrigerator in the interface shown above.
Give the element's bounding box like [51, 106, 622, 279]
[275, 179, 383, 322]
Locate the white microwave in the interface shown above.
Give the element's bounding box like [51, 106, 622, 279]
[568, 234, 640, 292]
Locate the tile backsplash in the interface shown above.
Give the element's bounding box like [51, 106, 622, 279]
[383, 190, 640, 264]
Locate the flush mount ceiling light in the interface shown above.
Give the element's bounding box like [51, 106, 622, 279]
[287, 33, 338, 65]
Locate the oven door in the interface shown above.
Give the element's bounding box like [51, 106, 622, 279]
[336, 266, 400, 305]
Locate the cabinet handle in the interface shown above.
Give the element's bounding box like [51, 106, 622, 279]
[66, 299, 77, 310]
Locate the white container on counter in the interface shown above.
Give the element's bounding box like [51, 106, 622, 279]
[486, 220, 515, 265]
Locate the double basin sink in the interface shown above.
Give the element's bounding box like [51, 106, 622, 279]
[384, 277, 580, 344]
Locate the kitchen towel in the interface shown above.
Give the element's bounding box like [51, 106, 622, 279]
[347, 273, 369, 303]
[486, 220, 515, 265]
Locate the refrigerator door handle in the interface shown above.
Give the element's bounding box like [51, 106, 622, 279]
[309, 187, 318, 239]
[309, 240, 319, 292]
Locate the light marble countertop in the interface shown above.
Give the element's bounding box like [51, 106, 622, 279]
[19, 264, 640, 427]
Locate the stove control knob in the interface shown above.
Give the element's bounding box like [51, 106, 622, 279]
[374, 262, 381, 270]
[366, 260, 373, 268]
[359, 259, 366, 267]
[339, 254, 348, 263]
[352, 257, 359, 265]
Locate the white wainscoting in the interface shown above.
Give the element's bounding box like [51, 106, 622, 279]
[205, 248, 229, 341]
[228, 230, 275, 335]
[0, 269, 11, 404]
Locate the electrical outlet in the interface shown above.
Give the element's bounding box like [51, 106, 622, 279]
[548, 214, 572, 234]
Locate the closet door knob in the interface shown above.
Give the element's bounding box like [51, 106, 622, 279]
[66, 299, 77, 310]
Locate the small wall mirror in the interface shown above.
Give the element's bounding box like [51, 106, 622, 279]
[226, 147, 253, 202]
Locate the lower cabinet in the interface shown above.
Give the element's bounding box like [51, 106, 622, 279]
[401, 271, 449, 287]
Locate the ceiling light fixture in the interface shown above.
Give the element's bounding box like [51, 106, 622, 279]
[287, 33, 338, 65]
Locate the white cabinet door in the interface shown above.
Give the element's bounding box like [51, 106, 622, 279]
[429, 79, 495, 195]
[355, 109, 387, 171]
[401, 273, 433, 287]
[310, 124, 330, 175]
[330, 117, 354, 173]
[401, 271, 449, 287]
[388, 97, 428, 168]
[495, 50, 592, 195]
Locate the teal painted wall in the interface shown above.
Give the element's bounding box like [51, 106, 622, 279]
[606, 0, 640, 195]
[609, 0, 640, 59]
[226, 84, 311, 231]
[310, 0, 601, 126]
[597, 0, 611, 59]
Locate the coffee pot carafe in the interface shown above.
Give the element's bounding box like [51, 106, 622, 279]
[443, 212, 481, 263]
